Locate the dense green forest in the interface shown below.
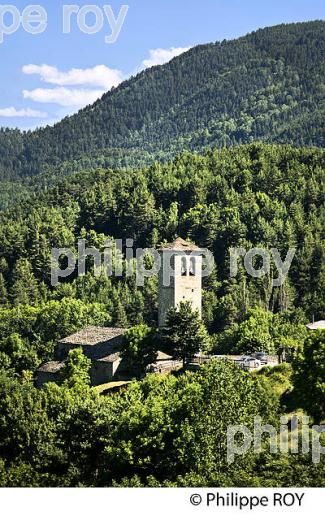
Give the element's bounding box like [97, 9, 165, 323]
[0, 21, 324, 208]
[0, 144, 324, 487]
[1, 343, 324, 486]
[0, 143, 324, 370]
[0, 20, 324, 488]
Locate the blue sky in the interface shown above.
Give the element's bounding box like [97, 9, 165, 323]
[0, 0, 324, 130]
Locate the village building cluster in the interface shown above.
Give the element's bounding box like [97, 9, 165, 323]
[37, 238, 203, 386]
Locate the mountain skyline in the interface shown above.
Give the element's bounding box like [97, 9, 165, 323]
[0, 0, 324, 130]
[0, 20, 324, 192]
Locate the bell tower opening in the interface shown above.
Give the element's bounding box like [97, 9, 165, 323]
[189, 256, 196, 276]
[181, 256, 188, 276]
[158, 237, 204, 328]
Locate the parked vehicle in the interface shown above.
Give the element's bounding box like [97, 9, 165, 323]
[252, 352, 268, 365]
[237, 356, 262, 370]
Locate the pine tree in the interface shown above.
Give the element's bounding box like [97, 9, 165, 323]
[10, 259, 40, 306]
[162, 301, 211, 366]
[0, 273, 8, 305]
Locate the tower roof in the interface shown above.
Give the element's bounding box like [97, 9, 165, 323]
[159, 237, 204, 252]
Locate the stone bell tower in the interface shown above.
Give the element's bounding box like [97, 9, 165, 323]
[158, 237, 204, 328]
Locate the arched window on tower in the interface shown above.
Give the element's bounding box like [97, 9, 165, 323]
[189, 256, 196, 276]
[181, 256, 188, 276]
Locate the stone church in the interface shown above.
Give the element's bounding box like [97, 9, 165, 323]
[37, 237, 203, 387]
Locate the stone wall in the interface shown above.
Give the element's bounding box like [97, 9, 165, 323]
[158, 252, 202, 327]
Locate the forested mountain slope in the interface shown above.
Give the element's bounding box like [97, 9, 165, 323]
[0, 20, 324, 192]
[0, 143, 323, 334]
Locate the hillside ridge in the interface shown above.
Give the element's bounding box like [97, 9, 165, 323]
[0, 20, 324, 205]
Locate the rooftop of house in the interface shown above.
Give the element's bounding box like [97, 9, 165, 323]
[159, 237, 204, 252]
[38, 361, 65, 373]
[59, 326, 127, 346]
[156, 351, 173, 361]
[97, 352, 122, 363]
[306, 320, 325, 330]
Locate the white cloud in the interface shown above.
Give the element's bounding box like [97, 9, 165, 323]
[23, 88, 105, 107]
[0, 106, 48, 118]
[22, 64, 124, 90]
[141, 46, 191, 69]
[16, 49, 190, 113]
[21, 64, 123, 110]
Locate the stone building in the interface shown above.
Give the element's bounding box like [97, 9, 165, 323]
[37, 326, 127, 387]
[37, 361, 65, 387]
[37, 237, 204, 387]
[91, 352, 127, 386]
[158, 237, 204, 327]
[55, 326, 126, 361]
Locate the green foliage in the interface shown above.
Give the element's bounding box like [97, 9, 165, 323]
[0, 143, 323, 332]
[217, 308, 308, 355]
[95, 360, 278, 486]
[292, 331, 325, 422]
[235, 308, 274, 354]
[163, 301, 211, 364]
[0, 334, 39, 373]
[121, 325, 157, 376]
[0, 142, 322, 370]
[60, 348, 91, 389]
[0, 356, 324, 487]
[0, 274, 8, 305]
[0, 22, 323, 486]
[0, 359, 277, 486]
[0, 21, 325, 208]
[10, 259, 40, 306]
[0, 369, 100, 486]
[254, 363, 293, 399]
[0, 298, 109, 371]
[252, 451, 325, 487]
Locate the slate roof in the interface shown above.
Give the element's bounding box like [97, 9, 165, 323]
[156, 351, 173, 361]
[59, 326, 127, 346]
[97, 353, 122, 363]
[38, 361, 65, 373]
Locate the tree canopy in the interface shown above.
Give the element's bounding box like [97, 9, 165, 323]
[292, 331, 325, 423]
[163, 301, 211, 365]
[121, 325, 157, 376]
[0, 21, 324, 208]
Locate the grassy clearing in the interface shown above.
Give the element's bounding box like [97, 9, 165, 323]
[255, 363, 293, 397]
[254, 363, 304, 415]
[94, 380, 132, 394]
